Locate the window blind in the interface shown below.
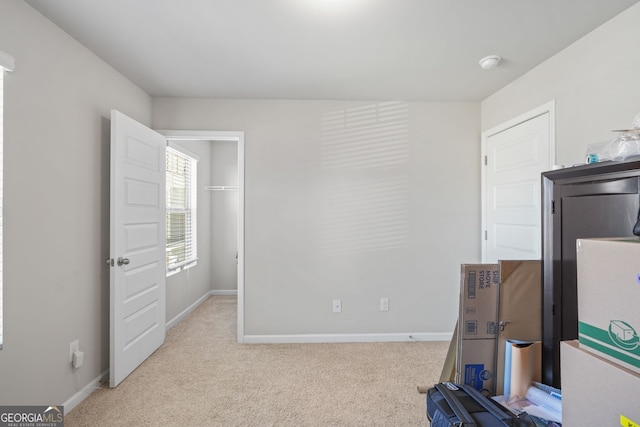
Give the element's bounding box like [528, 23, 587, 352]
[166, 146, 197, 272]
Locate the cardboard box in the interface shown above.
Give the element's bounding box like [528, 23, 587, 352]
[456, 264, 499, 394]
[561, 340, 640, 427]
[455, 262, 541, 396]
[459, 264, 500, 340]
[456, 338, 496, 394]
[576, 238, 640, 375]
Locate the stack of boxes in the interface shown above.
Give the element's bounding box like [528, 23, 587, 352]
[455, 261, 541, 397]
[561, 238, 640, 425]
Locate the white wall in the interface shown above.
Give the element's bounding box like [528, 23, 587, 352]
[165, 140, 213, 323]
[153, 99, 481, 339]
[481, 3, 640, 166]
[0, 1, 151, 406]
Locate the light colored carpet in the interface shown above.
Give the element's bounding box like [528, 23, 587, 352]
[66, 296, 447, 426]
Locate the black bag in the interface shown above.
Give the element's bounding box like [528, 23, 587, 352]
[426, 382, 535, 427]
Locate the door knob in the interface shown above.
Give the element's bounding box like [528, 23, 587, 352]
[117, 257, 130, 266]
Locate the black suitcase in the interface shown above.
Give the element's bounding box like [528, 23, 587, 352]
[426, 382, 535, 427]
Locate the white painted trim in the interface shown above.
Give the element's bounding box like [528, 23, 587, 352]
[237, 135, 245, 344]
[480, 100, 556, 262]
[158, 130, 246, 344]
[160, 130, 244, 142]
[63, 369, 108, 414]
[210, 289, 238, 296]
[243, 332, 453, 344]
[165, 291, 212, 330]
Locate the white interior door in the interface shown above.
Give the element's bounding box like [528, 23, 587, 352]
[483, 107, 553, 262]
[109, 110, 167, 387]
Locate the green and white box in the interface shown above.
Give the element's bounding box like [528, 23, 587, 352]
[576, 238, 640, 375]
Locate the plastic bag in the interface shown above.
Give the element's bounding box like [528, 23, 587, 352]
[586, 132, 640, 163]
[585, 113, 640, 163]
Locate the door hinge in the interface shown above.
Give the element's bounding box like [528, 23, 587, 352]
[551, 200, 555, 214]
[484, 155, 487, 166]
[484, 230, 487, 240]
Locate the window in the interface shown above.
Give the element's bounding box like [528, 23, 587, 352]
[166, 144, 198, 274]
[0, 50, 14, 349]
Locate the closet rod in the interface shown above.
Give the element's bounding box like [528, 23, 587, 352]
[205, 185, 238, 191]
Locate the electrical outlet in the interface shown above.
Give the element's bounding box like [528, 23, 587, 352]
[380, 298, 389, 312]
[333, 299, 342, 313]
[69, 340, 79, 363]
[72, 350, 85, 369]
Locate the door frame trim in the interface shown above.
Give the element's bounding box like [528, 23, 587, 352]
[480, 101, 556, 262]
[159, 130, 246, 343]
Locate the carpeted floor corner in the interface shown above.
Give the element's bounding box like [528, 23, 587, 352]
[65, 296, 447, 426]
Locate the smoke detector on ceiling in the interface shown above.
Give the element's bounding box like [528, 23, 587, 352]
[479, 55, 501, 70]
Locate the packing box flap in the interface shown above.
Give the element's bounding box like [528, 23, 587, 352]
[495, 260, 542, 396]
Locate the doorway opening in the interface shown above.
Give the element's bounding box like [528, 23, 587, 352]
[161, 130, 245, 343]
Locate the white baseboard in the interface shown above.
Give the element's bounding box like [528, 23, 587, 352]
[242, 332, 453, 344]
[165, 291, 213, 330]
[210, 289, 237, 296]
[63, 369, 108, 414]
